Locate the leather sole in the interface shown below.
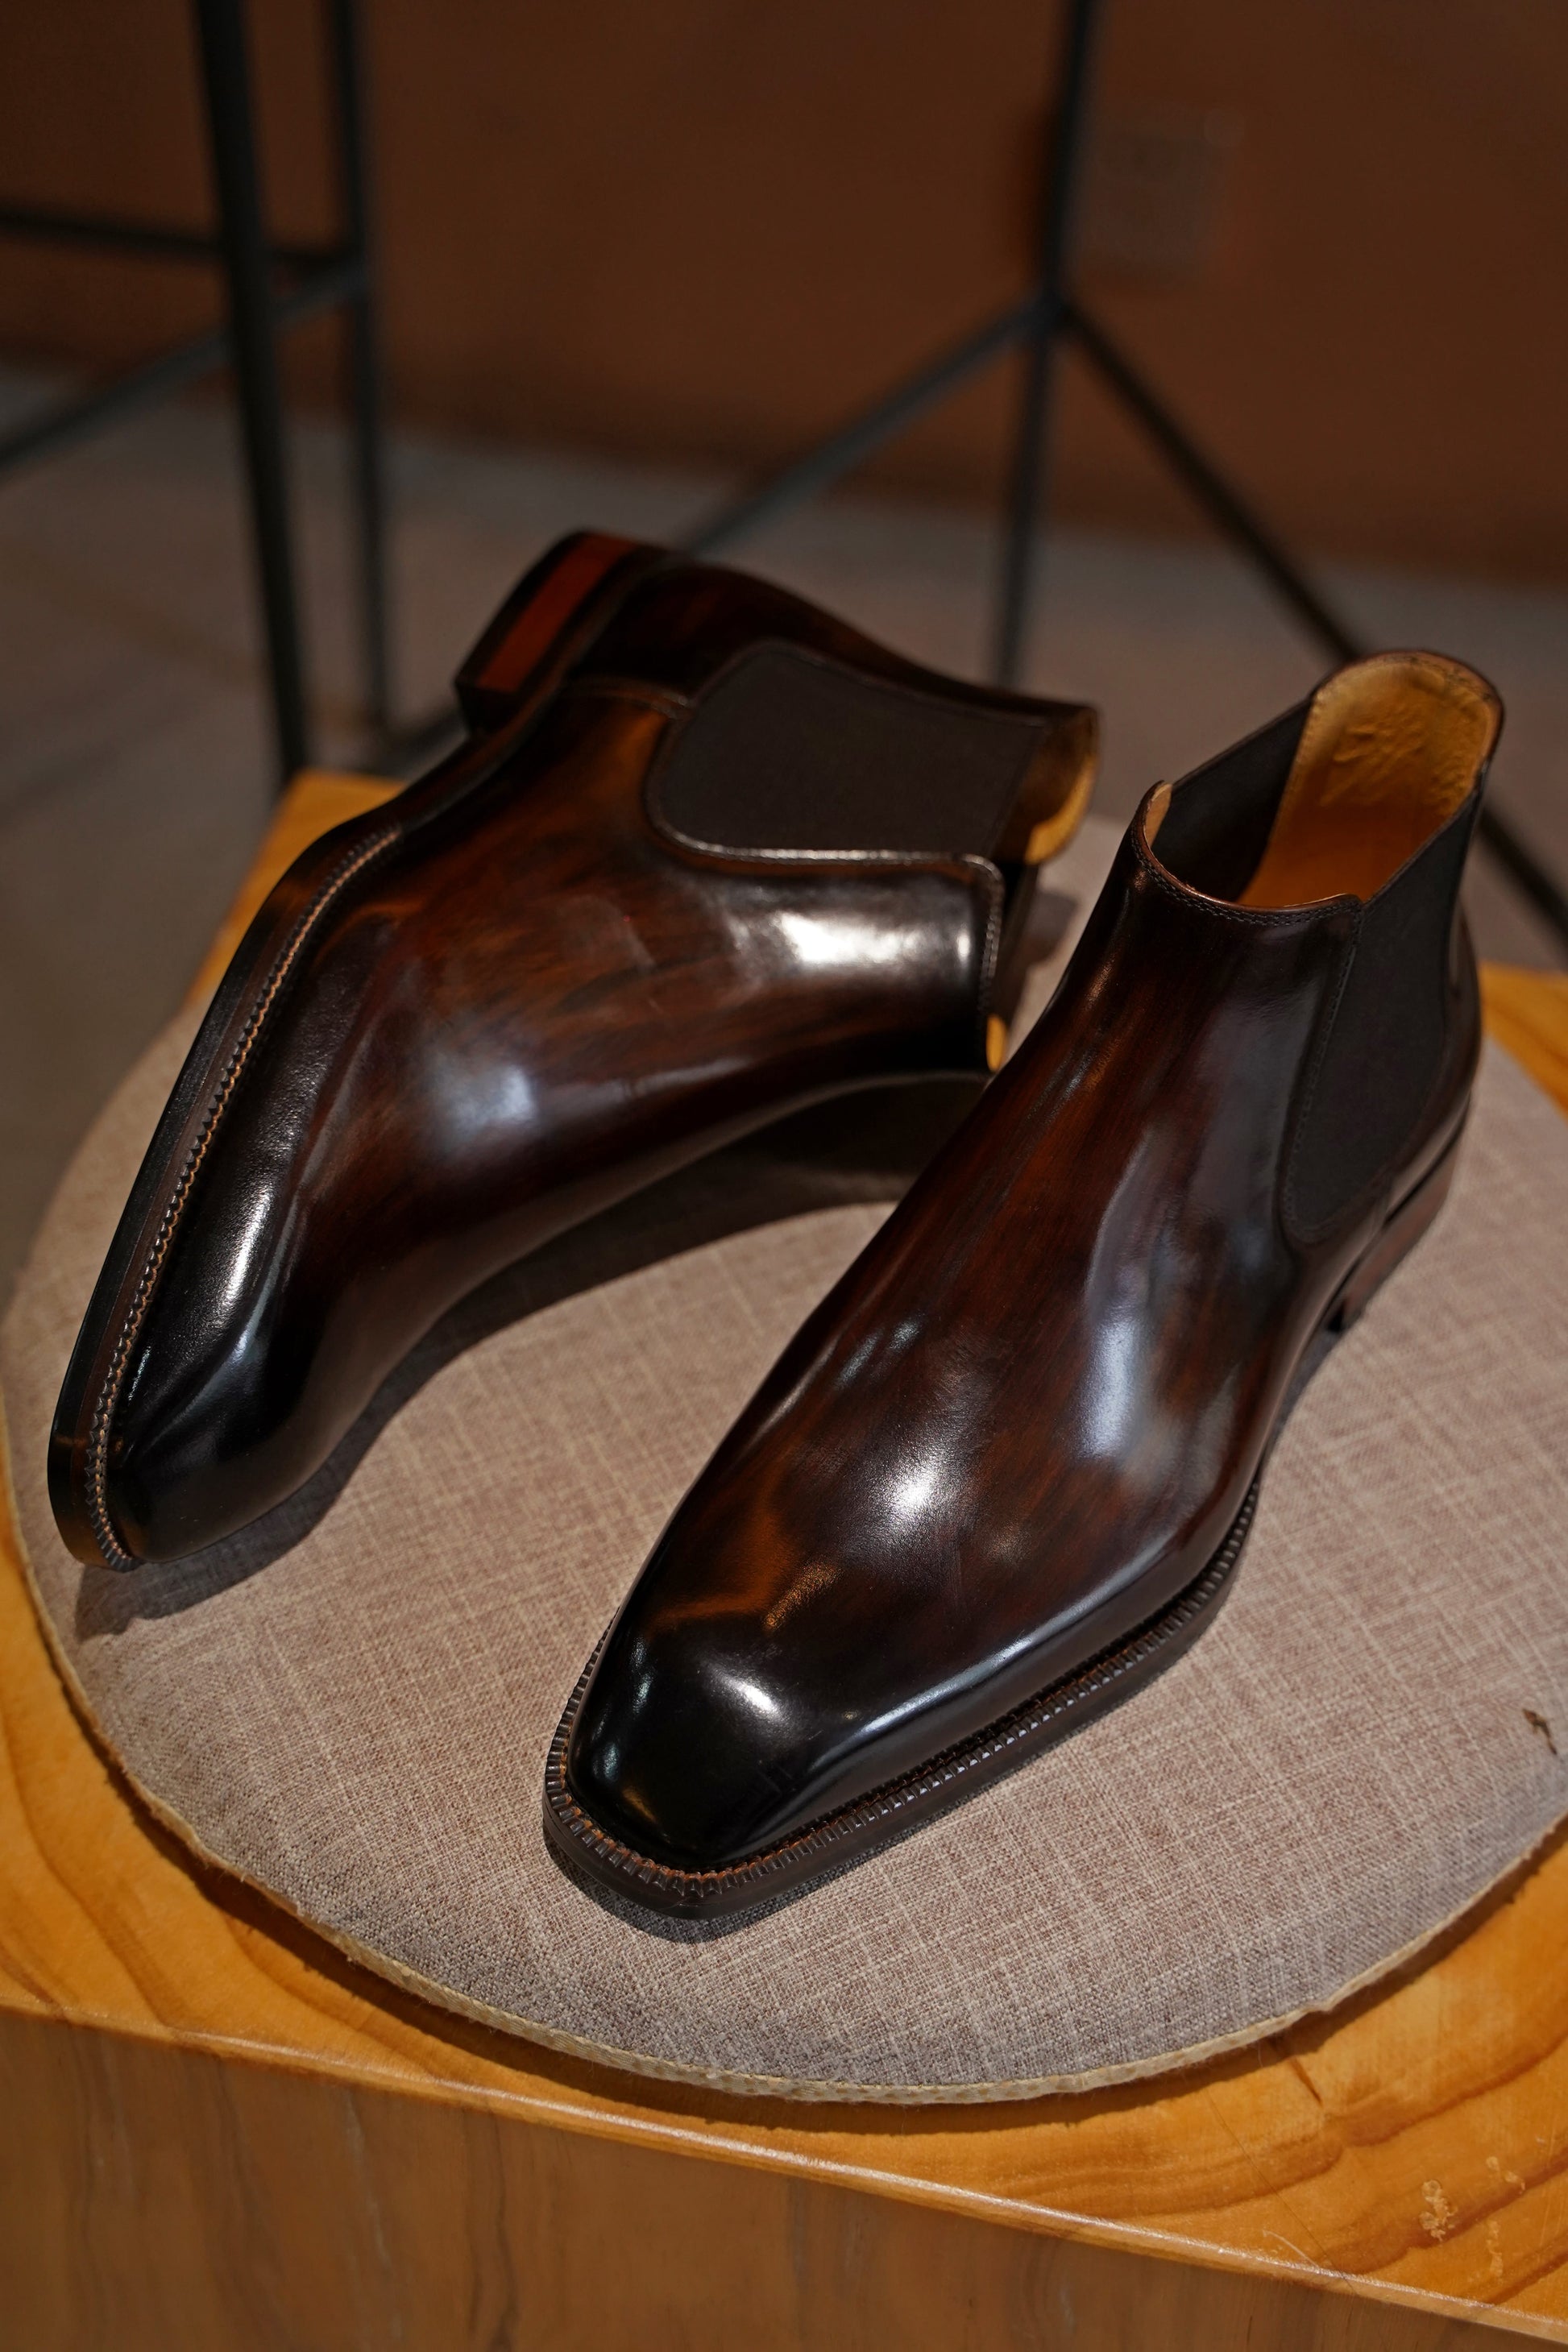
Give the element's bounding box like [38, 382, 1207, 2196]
[543, 1117, 1467, 1921]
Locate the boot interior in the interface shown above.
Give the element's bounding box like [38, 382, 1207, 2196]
[1238, 653, 1500, 908]
[1146, 652, 1500, 910]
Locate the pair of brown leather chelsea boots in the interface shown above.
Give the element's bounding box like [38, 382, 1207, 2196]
[49, 530, 1502, 1920]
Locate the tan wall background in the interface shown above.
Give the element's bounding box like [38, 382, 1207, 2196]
[1, 0, 1566, 580]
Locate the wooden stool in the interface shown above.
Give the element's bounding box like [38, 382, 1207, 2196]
[5, 774, 1568, 2350]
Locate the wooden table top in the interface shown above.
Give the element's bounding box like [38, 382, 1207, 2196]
[6, 772, 1568, 2342]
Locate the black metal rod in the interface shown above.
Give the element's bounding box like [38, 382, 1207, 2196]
[325, 0, 392, 737]
[0, 257, 360, 479]
[1475, 809, 1568, 945]
[0, 201, 328, 275]
[684, 295, 1035, 556]
[0, 328, 234, 475]
[993, 0, 1104, 686]
[1066, 299, 1568, 948]
[193, 0, 310, 781]
[1066, 297, 1363, 664]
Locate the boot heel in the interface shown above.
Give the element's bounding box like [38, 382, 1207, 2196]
[454, 531, 654, 732]
[1325, 1124, 1464, 1334]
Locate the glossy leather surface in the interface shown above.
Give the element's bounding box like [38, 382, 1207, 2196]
[564, 660, 1498, 1887]
[51, 540, 1095, 1568]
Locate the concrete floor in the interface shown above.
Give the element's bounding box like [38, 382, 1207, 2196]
[2, 366, 1566, 1299]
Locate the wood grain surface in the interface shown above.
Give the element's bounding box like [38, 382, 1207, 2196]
[4, 773, 1567, 2349]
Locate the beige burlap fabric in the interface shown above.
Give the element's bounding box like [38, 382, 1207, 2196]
[5, 828, 1567, 2101]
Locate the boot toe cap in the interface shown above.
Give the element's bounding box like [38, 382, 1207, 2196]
[565, 1611, 824, 1874]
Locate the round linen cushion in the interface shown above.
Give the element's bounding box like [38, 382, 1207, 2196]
[5, 838, 1567, 2104]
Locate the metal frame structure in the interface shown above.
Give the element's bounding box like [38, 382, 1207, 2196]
[0, 0, 388, 783]
[689, 0, 1568, 951]
[1, 0, 1562, 944]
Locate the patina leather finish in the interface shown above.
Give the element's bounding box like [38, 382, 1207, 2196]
[550, 652, 1503, 1919]
[51, 533, 1097, 1569]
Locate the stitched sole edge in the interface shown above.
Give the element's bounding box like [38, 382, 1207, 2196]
[57, 541, 667, 1569]
[80, 829, 399, 1567]
[15, 1375, 1563, 2106]
[543, 1076, 1475, 1922]
[542, 1479, 1257, 1921]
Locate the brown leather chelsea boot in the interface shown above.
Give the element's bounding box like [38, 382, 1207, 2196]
[549, 650, 1502, 1919]
[50, 532, 1097, 1567]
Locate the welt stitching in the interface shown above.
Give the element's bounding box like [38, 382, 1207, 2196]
[548, 1486, 1255, 1904]
[550, 1552, 1209, 1894]
[84, 825, 399, 1566]
[81, 539, 672, 1562]
[974, 877, 1004, 1064]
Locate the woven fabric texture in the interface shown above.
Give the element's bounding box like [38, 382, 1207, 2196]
[5, 854, 1567, 2102]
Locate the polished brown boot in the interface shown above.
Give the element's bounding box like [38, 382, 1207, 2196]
[50, 532, 1097, 1567]
[550, 650, 1502, 1919]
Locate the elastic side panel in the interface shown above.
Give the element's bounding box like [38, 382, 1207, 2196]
[1285, 799, 1479, 1239]
[654, 645, 1048, 857]
[1153, 703, 1309, 900]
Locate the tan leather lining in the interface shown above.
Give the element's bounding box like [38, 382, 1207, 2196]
[1023, 723, 1100, 866]
[1004, 707, 1101, 869]
[1239, 653, 1500, 909]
